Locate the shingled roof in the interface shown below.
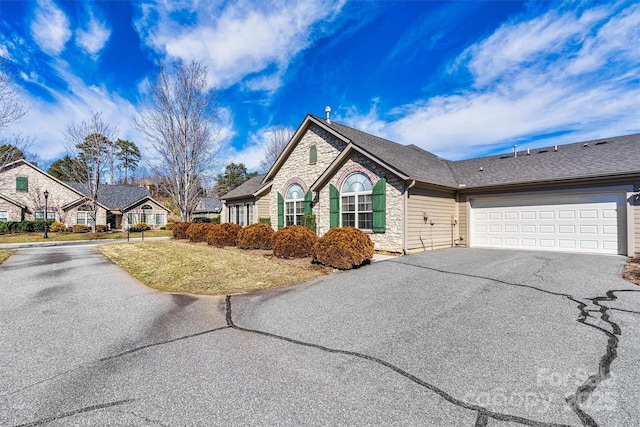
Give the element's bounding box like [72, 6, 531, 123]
[312, 115, 458, 187]
[66, 183, 151, 210]
[311, 115, 640, 189]
[219, 174, 267, 200]
[450, 133, 640, 188]
[193, 197, 222, 213]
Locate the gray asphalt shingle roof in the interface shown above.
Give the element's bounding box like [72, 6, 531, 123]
[66, 183, 150, 209]
[314, 115, 640, 189]
[219, 174, 267, 200]
[450, 133, 640, 188]
[312, 115, 459, 187]
[193, 197, 222, 213]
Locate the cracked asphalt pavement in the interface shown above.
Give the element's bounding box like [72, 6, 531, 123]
[1, 244, 639, 426]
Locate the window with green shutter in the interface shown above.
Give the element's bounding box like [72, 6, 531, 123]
[372, 178, 386, 233]
[16, 177, 28, 192]
[329, 184, 340, 228]
[309, 145, 317, 164]
[304, 190, 312, 214]
[277, 192, 284, 229]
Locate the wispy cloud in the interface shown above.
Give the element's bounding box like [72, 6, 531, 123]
[134, 0, 347, 92]
[347, 1, 640, 160]
[30, 0, 71, 56]
[76, 10, 111, 58]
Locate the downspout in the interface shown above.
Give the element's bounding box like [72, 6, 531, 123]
[403, 180, 416, 255]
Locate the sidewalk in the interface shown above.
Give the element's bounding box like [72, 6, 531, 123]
[0, 236, 170, 250]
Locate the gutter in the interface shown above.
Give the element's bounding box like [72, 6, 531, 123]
[403, 180, 416, 255]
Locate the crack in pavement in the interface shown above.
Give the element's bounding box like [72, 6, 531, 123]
[97, 325, 230, 362]
[225, 295, 570, 427]
[11, 399, 135, 427]
[389, 260, 640, 426]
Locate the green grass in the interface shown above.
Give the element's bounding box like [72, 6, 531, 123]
[0, 230, 172, 244]
[0, 250, 16, 264]
[98, 240, 331, 295]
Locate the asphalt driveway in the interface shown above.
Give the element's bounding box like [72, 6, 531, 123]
[1, 244, 638, 426]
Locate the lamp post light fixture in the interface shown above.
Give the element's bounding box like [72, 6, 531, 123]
[43, 190, 49, 239]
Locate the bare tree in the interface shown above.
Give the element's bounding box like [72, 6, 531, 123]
[135, 60, 220, 221]
[259, 125, 294, 173]
[0, 64, 29, 134]
[0, 65, 31, 172]
[63, 112, 117, 231]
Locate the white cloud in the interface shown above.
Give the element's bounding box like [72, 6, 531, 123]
[348, 2, 640, 160]
[134, 0, 346, 91]
[9, 60, 142, 161]
[30, 0, 72, 56]
[76, 12, 111, 58]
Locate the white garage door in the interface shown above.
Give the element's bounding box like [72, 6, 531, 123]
[470, 193, 625, 254]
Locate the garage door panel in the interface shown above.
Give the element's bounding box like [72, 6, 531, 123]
[470, 193, 625, 255]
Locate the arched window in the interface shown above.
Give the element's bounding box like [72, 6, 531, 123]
[285, 184, 304, 226]
[341, 173, 372, 230]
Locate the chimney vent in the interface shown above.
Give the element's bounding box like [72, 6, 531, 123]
[527, 148, 530, 155]
[554, 145, 558, 151]
[325, 106, 331, 124]
[513, 144, 518, 158]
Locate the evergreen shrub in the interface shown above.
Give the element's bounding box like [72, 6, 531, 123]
[206, 223, 242, 247]
[236, 223, 274, 250]
[272, 225, 317, 259]
[312, 227, 374, 269]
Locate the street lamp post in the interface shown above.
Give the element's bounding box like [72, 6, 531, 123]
[43, 190, 49, 239]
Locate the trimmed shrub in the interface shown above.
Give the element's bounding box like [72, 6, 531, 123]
[186, 223, 213, 242]
[165, 221, 177, 230]
[172, 222, 191, 239]
[134, 222, 149, 230]
[0, 222, 8, 234]
[32, 221, 48, 232]
[206, 223, 242, 247]
[210, 216, 221, 224]
[312, 227, 374, 270]
[272, 225, 318, 259]
[49, 221, 66, 232]
[18, 221, 34, 233]
[95, 224, 108, 233]
[301, 213, 316, 233]
[258, 217, 271, 225]
[237, 223, 274, 250]
[73, 224, 92, 233]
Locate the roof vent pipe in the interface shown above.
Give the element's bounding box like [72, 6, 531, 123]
[513, 144, 518, 158]
[325, 106, 331, 124]
[554, 145, 558, 151]
[527, 148, 530, 155]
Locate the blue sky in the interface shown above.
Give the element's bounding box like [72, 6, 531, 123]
[0, 0, 638, 172]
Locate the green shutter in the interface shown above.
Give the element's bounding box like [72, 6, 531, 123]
[16, 177, 28, 192]
[304, 190, 312, 214]
[277, 192, 284, 229]
[329, 184, 340, 228]
[372, 178, 386, 233]
[309, 145, 317, 163]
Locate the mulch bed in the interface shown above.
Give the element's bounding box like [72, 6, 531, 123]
[622, 256, 640, 286]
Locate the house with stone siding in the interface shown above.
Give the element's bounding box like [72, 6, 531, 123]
[0, 159, 169, 229]
[220, 113, 640, 256]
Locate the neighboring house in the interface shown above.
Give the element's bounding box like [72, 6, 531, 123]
[0, 159, 168, 229]
[192, 197, 222, 221]
[220, 114, 640, 256]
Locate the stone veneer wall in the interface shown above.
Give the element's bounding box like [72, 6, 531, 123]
[269, 123, 347, 226]
[0, 164, 107, 226]
[0, 162, 96, 225]
[316, 152, 404, 253]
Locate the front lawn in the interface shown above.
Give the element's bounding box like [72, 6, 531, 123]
[0, 230, 172, 244]
[98, 240, 332, 295]
[0, 250, 16, 264]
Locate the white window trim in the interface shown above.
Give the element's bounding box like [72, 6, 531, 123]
[340, 173, 373, 230]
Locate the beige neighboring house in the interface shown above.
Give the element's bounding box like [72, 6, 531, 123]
[221, 113, 640, 256]
[192, 197, 222, 221]
[0, 159, 169, 229]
